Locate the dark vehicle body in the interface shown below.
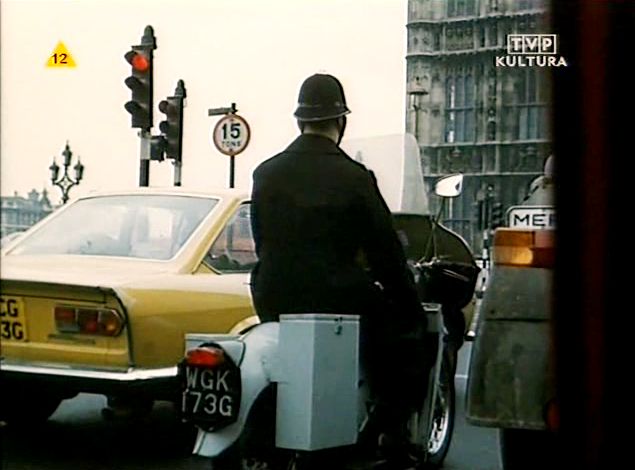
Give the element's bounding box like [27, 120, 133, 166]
[466, 174, 556, 469]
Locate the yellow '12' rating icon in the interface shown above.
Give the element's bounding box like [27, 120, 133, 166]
[46, 41, 76, 68]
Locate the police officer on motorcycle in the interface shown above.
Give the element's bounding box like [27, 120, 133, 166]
[250, 73, 426, 468]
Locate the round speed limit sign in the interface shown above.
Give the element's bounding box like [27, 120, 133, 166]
[212, 114, 251, 156]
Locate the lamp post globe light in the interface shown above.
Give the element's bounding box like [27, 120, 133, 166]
[49, 142, 84, 204]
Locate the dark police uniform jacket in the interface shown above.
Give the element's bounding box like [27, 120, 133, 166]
[250, 133, 423, 326]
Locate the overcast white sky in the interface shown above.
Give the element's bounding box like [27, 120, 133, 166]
[0, 0, 408, 202]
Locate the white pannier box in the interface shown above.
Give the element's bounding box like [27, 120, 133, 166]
[275, 313, 360, 451]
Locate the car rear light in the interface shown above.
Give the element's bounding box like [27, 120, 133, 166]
[54, 306, 124, 336]
[54, 306, 79, 332]
[77, 309, 99, 333]
[492, 228, 555, 268]
[99, 310, 125, 336]
[185, 347, 226, 368]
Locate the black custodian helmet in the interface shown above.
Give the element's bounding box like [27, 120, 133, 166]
[294, 73, 351, 122]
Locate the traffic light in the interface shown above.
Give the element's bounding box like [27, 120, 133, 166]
[157, 80, 186, 162]
[491, 202, 504, 229]
[124, 46, 153, 129]
[124, 26, 156, 129]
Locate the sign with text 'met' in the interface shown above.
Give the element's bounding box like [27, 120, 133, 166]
[507, 205, 555, 229]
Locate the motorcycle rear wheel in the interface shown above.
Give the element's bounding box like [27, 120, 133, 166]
[425, 355, 456, 468]
[409, 346, 456, 469]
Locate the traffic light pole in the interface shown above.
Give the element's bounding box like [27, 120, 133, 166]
[173, 161, 182, 187]
[172, 80, 186, 187]
[139, 129, 151, 186]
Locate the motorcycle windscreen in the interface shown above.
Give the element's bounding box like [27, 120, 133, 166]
[392, 213, 473, 263]
[392, 213, 479, 309]
[341, 133, 430, 215]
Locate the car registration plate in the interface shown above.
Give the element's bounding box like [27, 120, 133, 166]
[181, 363, 241, 429]
[0, 296, 28, 342]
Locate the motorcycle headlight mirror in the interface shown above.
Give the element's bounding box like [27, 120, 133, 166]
[434, 174, 463, 198]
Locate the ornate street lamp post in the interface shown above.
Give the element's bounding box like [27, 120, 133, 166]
[49, 142, 84, 204]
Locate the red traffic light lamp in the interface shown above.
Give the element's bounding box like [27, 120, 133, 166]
[124, 26, 156, 130]
[129, 52, 150, 72]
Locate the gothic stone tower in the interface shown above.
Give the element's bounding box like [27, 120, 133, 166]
[406, 0, 552, 250]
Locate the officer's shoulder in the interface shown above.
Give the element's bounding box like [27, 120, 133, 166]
[253, 152, 284, 177]
[341, 157, 376, 186]
[338, 148, 373, 175]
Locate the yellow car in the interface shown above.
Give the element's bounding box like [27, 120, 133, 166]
[0, 188, 258, 423]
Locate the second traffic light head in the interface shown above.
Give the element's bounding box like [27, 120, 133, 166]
[491, 202, 504, 229]
[158, 96, 184, 162]
[124, 47, 153, 129]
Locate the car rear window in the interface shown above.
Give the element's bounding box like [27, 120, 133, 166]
[9, 195, 219, 260]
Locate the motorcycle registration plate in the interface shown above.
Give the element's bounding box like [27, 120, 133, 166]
[180, 363, 241, 429]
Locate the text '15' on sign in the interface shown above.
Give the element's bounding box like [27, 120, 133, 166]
[211, 114, 250, 156]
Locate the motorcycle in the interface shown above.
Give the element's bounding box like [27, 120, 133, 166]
[179, 174, 479, 469]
